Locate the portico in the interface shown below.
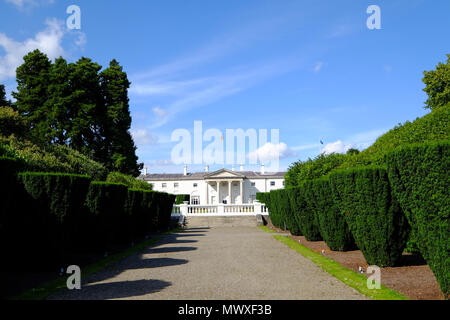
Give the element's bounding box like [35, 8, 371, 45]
[204, 169, 245, 205]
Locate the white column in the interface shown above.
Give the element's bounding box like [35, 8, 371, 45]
[205, 182, 208, 205]
[217, 181, 221, 204]
[228, 180, 232, 204]
[240, 180, 243, 204]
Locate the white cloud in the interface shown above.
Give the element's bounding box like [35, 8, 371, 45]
[320, 140, 353, 155]
[249, 142, 297, 163]
[0, 18, 86, 81]
[314, 61, 324, 73]
[6, 0, 54, 10]
[132, 129, 159, 146]
[152, 106, 168, 118]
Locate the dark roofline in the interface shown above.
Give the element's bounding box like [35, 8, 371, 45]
[138, 170, 286, 181]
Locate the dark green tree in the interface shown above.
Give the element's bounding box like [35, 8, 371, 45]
[423, 54, 450, 110]
[12, 49, 52, 143]
[45, 57, 72, 145]
[100, 59, 142, 176]
[0, 84, 12, 107]
[66, 57, 104, 159]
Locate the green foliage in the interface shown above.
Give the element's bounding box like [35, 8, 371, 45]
[268, 190, 283, 229]
[422, 54, 450, 111]
[385, 142, 449, 297]
[285, 153, 348, 188]
[0, 107, 27, 137]
[85, 182, 129, 251]
[339, 105, 450, 169]
[175, 194, 190, 204]
[100, 59, 143, 176]
[16, 172, 92, 268]
[256, 192, 271, 208]
[106, 171, 152, 190]
[0, 136, 107, 180]
[297, 182, 323, 241]
[12, 50, 52, 144]
[0, 84, 12, 107]
[11, 50, 142, 175]
[284, 188, 303, 236]
[329, 167, 410, 267]
[306, 178, 355, 251]
[153, 191, 176, 231]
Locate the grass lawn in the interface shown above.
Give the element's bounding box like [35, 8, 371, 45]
[259, 226, 408, 300]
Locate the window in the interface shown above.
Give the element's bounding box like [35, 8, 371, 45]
[251, 182, 256, 187]
[191, 197, 200, 205]
[174, 183, 179, 188]
[270, 181, 276, 187]
[193, 183, 198, 188]
[162, 183, 167, 188]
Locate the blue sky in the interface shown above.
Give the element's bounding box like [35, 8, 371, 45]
[1, 0, 449, 173]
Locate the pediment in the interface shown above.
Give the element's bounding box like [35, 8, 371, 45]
[205, 168, 244, 179]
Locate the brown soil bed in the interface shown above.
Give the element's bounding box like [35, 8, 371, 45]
[267, 224, 444, 300]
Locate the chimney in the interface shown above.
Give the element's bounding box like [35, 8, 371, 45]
[240, 164, 244, 172]
[261, 163, 265, 175]
[183, 165, 188, 176]
[231, 165, 235, 172]
[143, 166, 148, 175]
[205, 165, 209, 172]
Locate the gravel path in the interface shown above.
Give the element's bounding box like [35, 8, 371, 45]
[48, 227, 367, 300]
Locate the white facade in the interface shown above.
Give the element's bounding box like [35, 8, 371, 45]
[139, 166, 285, 205]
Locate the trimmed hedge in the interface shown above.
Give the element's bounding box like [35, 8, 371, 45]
[329, 167, 410, 267]
[154, 191, 176, 231]
[296, 182, 323, 241]
[256, 192, 271, 208]
[307, 177, 355, 251]
[285, 187, 303, 236]
[124, 188, 146, 240]
[16, 172, 92, 268]
[175, 194, 190, 205]
[85, 182, 129, 252]
[0, 157, 27, 270]
[385, 142, 449, 297]
[268, 190, 283, 229]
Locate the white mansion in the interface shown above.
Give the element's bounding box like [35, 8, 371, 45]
[139, 164, 286, 205]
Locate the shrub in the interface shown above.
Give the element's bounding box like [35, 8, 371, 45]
[85, 182, 128, 252]
[154, 192, 176, 231]
[273, 189, 299, 235]
[285, 188, 303, 236]
[17, 172, 92, 268]
[338, 105, 450, 170]
[106, 171, 152, 190]
[256, 192, 271, 208]
[124, 188, 145, 241]
[0, 135, 108, 180]
[385, 142, 449, 297]
[0, 106, 28, 138]
[175, 194, 190, 204]
[268, 190, 283, 229]
[285, 153, 348, 188]
[296, 182, 323, 241]
[306, 177, 355, 251]
[0, 157, 27, 270]
[329, 167, 410, 267]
